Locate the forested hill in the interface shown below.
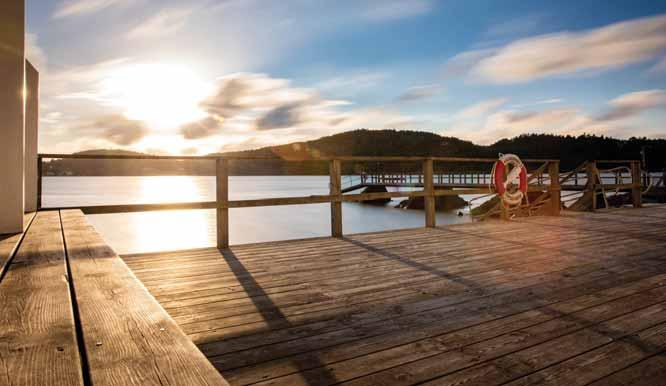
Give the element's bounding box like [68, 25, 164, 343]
[45, 130, 666, 176]
[220, 130, 665, 170]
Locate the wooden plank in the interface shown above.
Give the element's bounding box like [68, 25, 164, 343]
[150, 232, 649, 323]
[252, 280, 666, 386]
[500, 314, 666, 385]
[0, 211, 83, 386]
[0, 212, 36, 279]
[59, 209, 228, 386]
[419, 302, 666, 386]
[195, 255, 663, 362]
[204, 263, 662, 371]
[224, 273, 666, 385]
[587, 355, 666, 386]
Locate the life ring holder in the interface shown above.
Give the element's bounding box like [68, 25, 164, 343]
[492, 154, 528, 207]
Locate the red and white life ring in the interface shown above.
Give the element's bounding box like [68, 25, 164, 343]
[492, 154, 528, 206]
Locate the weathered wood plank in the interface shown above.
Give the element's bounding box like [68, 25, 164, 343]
[59, 209, 228, 386]
[348, 291, 666, 386]
[226, 273, 666, 385]
[0, 211, 83, 386]
[0, 212, 37, 278]
[587, 355, 666, 386]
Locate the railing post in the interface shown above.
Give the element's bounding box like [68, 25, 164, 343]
[216, 158, 229, 249]
[586, 161, 597, 211]
[37, 156, 42, 210]
[631, 161, 642, 208]
[423, 158, 436, 228]
[548, 161, 561, 216]
[330, 159, 343, 238]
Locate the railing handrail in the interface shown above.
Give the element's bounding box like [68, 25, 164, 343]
[38, 153, 559, 163]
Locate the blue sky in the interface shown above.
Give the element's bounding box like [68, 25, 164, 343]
[27, 0, 666, 154]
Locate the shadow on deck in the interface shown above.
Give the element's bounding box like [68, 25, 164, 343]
[121, 205, 666, 386]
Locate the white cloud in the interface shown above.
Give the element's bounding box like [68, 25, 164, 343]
[451, 14, 666, 83]
[598, 89, 666, 121]
[91, 114, 149, 145]
[397, 84, 442, 102]
[510, 98, 563, 109]
[179, 72, 413, 140]
[53, 0, 129, 19]
[317, 71, 388, 94]
[456, 98, 507, 119]
[361, 0, 432, 22]
[126, 8, 194, 39]
[446, 89, 666, 144]
[447, 107, 588, 145]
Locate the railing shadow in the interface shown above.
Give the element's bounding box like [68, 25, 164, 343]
[219, 248, 339, 385]
[343, 238, 486, 295]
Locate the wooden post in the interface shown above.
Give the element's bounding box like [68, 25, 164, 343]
[423, 159, 436, 228]
[631, 161, 642, 208]
[548, 161, 561, 216]
[330, 159, 343, 238]
[37, 156, 42, 210]
[216, 158, 229, 249]
[586, 161, 597, 212]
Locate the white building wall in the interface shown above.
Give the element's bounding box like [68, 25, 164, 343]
[0, 0, 25, 234]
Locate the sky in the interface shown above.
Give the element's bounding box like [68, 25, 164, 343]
[26, 0, 666, 155]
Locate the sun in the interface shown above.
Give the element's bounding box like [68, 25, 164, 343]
[101, 63, 211, 130]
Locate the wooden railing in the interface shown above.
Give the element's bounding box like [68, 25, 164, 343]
[561, 160, 643, 210]
[38, 154, 562, 248]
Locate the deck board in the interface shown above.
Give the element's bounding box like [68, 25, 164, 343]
[122, 205, 666, 385]
[0, 211, 83, 386]
[0, 212, 37, 279]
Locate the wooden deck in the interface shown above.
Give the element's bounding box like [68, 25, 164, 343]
[121, 205, 666, 386]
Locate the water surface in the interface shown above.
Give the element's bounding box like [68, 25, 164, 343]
[44, 176, 473, 254]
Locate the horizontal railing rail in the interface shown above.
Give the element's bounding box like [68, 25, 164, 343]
[38, 153, 558, 163]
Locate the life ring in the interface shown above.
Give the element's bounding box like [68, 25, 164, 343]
[492, 154, 528, 206]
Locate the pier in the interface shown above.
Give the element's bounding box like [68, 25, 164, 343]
[2, 153, 666, 385]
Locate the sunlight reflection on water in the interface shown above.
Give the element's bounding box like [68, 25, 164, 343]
[44, 176, 476, 254]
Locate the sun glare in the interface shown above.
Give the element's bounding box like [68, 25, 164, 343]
[101, 63, 211, 130]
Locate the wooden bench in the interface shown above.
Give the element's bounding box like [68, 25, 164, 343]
[0, 211, 83, 385]
[0, 210, 228, 385]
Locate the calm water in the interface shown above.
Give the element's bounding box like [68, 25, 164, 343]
[44, 176, 474, 254]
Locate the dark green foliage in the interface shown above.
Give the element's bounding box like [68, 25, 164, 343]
[45, 130, 666, 176]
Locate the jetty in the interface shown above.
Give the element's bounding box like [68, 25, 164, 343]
[2, 151, 666, 386]
[3, 3, 666, 383]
